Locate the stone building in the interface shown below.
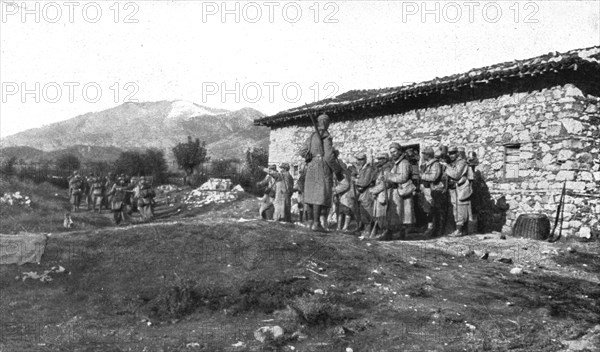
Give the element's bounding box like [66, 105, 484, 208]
[254, 47, 600, 239]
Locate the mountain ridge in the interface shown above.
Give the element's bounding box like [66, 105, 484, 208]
[1, 101, 270, 162]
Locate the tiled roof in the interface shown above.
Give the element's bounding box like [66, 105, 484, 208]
[255, 46, 600, 127]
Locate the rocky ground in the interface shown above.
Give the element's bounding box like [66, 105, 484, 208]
[0, 180, 599, 352]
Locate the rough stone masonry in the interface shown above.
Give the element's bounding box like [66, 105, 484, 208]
[267, 84, 600, 239]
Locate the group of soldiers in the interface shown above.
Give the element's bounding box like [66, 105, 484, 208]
[67, 171, 156, 224]
[257, 114, 479, 241]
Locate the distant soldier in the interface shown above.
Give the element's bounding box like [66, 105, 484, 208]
[256, 165, 276, 220]
[264, 163, 294, 222]
[101, 173, 115, 210]
[137, 176, 156, 221]
[299, 113, 343, 233]
[84, 173, 94, 210]
[68, 171, 83, 212]
[353, 153, 376, 236]
[108, 177, 130, 224]
[384, 143, 416, 240]
[419, 146, 444, 238]
[443, 146, 473, 237]
[369, 152, 392, 239]
[90, 176, 105, 212]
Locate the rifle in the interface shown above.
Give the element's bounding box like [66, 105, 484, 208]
[305, 103, 324, 159]
[548, 181, 566, 243]
[382, 165, 390, 239]
[352, 176, 362, 231]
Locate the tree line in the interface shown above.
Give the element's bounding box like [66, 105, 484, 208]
[1, 136, 269, 190]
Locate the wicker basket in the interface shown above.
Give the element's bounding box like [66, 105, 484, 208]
[513, 213, 551, 240]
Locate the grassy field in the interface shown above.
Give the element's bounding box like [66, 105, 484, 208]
[1, 180, 599, 352]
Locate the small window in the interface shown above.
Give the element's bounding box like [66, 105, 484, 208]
[504, 144, 520, 179]
[293, 164, 299, 177]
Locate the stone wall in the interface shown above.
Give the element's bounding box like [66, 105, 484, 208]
[267, 84, 600, 239]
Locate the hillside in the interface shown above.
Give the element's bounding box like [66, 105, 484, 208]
[0, 145, 124, 164]
[0, 101, 270, 161]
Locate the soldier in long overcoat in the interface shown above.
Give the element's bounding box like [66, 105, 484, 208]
[385, 143, 416, 240]
[264, 163, 294, 222]
[369, 152, 392, 239]
[419, 146, 444, 238]
[108, 177, 130, 224]
[256, 165, 276, 220]
[354, 153, 376, 236]
[443, 146, 473, 237]
[333, 157, 356, 232]
[68, 171, 83, 212]
[299, 114, 343, 232]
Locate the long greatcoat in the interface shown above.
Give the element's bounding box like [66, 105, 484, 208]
[369, 163, 393, 219]
[445, 157, 473, 226]
[299, 131, 342, 208]
[355, 163, 376, 223]
[386, 156, 416, 226]
[267, 170, 294, 222]
[332, 160, 354, 210]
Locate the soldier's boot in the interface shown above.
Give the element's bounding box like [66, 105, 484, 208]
[395, 226, 407, 241]
[342, 216, 352, 232]
[360, 223, 371, 237]
[336, 214, 343, 231]
[376, 227, 391, 241]
[448, 225, 464, 237]
[369, 222, 379, 239]
[311, 206, 328, 233]
[423, 223, 434, 238]
[320, 215, 329, 230]
[461, 224, 469, 236]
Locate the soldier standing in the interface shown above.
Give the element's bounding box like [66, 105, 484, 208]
[443, 146, 473, 237]
[137, 176, 156, 221]
[264, 163, 294, 222]
[299, 114, 343, 233]
[102, 173, 115, 211]
[90, 176, 105, 212]
[68, 171, 83, 212]
[293, 164, 307, 223]
[369, 152, 392, 239]
[333, 156, 356, 232]
[108, 177, 129, 224]
[256, 165, 276, 220]
[353, 153, 376, 236]
[419, 146, 444, 238]
[384, 143, 416, 240]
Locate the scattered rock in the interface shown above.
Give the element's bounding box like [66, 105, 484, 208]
[499, 234, 507, 240]
[577, 227, 592, 239]
[254, 326, 284, 343]
[498, 258, 514, 264]
[314, 289, 324, 295]
[464, 250, 476, 258]
[0, 191, 32, 206]
[510, 267, 524, 275]
[480, 252, 489, 260]
[567, 247, 576, 253]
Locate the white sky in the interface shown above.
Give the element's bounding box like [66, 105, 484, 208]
[0, 0, 598, 138]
